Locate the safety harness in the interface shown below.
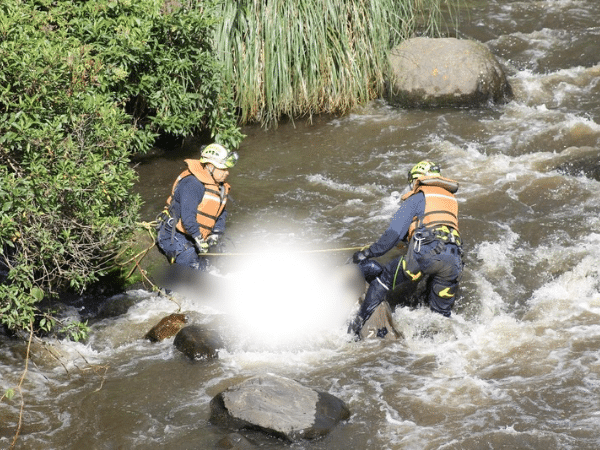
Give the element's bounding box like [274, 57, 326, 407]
[392, 176, 462, 288]
[164, 159, 230, 240]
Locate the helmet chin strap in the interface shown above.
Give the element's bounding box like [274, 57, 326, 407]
[206, 163, 217, 180]
[206, 163, 226, 183]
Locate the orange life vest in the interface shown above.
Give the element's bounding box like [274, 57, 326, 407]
[166, 159, 230, 239]
[402, 176, 459, 241]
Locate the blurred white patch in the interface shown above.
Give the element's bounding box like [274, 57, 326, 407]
[219, 244, 363, 349]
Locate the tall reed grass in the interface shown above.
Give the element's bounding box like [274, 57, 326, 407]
[213, 0, 461, 125]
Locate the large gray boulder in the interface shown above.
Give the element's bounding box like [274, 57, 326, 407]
[210, 374, 350, 441]
[387, 37, 512, 107]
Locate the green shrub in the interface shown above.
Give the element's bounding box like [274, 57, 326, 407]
[0, 0, 242, 336]
[56, 0, 244, 150]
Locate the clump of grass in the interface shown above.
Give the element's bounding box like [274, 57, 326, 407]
[213, 0, 461, 125]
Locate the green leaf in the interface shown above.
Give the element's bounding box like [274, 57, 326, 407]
[31, 287, 44, 301]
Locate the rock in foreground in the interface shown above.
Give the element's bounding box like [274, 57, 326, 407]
[210, 374, 350, 441]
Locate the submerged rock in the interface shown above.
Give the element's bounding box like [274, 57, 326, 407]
[173, 324, 223, 360]
[94, 291, 146, 319]
[210, 374, 350, 441]
[216, 432, 257, 449]
[145, 313, 188, 342]
[21, 338, 71, 368]
[554, 147, 600, 181]
[387, 37, 512, 107]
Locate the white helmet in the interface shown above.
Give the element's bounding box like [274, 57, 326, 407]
[199, 143, 238, 169]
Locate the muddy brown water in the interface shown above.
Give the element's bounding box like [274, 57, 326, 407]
[2, 1, 600, 448]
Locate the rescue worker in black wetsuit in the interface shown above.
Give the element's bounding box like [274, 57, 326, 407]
[348, 161, 464, 337]
[156, 143, 238, 271]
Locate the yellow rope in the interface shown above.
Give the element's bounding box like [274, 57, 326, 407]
[202, 245, 367, 256]
[135, 220, 371, 257]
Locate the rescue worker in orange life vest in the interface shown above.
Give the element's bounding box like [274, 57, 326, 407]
[348, 161, 464, 337]
[156, 143, 238, 271]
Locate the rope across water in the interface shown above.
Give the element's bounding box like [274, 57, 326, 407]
[202, 246, 367, 256]
[138, 221, 370, 257]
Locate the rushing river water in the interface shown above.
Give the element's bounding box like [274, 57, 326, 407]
[2, 0, 600, 448]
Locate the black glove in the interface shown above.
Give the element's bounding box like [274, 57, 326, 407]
[352, 247, 373, 264]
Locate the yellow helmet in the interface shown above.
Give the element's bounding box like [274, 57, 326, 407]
[200, 143, 239, 169]
[408, 161, 440, 184]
